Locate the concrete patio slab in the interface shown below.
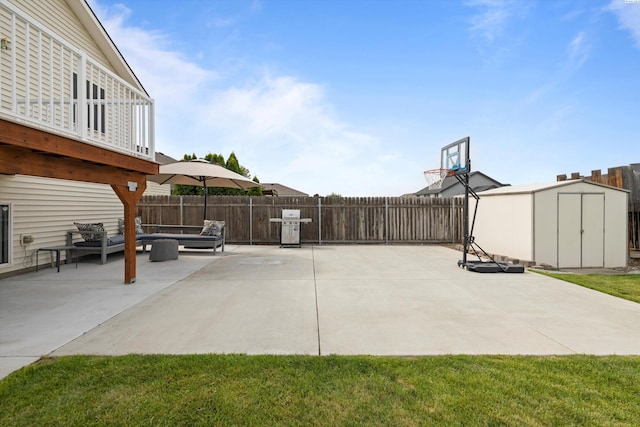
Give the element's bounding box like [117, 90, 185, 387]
[2, 244, 640, 380]
[0, 249, 217, 379]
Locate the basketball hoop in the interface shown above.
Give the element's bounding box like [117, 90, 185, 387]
[423, 168, 452, 190]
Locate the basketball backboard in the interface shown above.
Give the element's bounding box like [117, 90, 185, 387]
[440, 137, 470, 175]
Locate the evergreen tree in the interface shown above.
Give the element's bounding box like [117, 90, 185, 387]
[204, 152, 225, 166]
[173, 153, 200, 195]
[171, 151, 261, 196]
[248, 176, 263, 196]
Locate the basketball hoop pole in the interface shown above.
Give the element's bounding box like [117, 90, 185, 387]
[462, 159, 470, 266]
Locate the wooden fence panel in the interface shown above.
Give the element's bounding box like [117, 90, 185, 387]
[137, 195, 463, 244]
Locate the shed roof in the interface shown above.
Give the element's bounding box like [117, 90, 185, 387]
[476, 179, 629, 197]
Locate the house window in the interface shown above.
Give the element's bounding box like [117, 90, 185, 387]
[73, 73, 106, 133]
[0, 204, 9, 265]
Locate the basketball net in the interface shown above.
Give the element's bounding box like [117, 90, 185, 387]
[423, 168, 451, 190]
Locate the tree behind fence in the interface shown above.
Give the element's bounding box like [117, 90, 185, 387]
[137, 195, 463, 245]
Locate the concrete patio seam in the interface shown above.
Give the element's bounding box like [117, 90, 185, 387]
[312, 246, 322, 356]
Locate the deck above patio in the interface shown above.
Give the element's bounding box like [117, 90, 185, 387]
[0, 0, 154, 160]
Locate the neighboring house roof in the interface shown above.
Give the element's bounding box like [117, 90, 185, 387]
[260, 183, 309, 197]
[69, 0, 148, 95]
[154, 152, 178, 165]
[415, 171, 506, 197]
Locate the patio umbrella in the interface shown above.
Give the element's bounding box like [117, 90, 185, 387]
[148, 159, 261, 221]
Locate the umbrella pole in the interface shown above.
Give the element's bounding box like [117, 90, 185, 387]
[203, 180, 207, 222]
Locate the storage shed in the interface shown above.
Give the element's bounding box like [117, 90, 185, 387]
[470, 180, 629, 268]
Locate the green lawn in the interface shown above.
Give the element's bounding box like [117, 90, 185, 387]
[534, 271, 640, 304]
[2, 354, 640, 426]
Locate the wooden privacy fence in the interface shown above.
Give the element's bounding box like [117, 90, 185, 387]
[137, 196, 463, 245]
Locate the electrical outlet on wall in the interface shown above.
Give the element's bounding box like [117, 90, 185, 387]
[20, 234, 34, 246]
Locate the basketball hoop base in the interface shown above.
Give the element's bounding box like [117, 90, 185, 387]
[458, 260, 525, 273]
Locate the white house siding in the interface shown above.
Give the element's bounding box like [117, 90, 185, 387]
[0, 174, 123, 275]
[0, 1, 154, 276]
[144, 181, 171, 196]
[1, 1, 119, 131]
[8, 0, 112, 69]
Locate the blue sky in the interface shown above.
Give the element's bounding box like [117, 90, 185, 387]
[91, 0, 639, 196]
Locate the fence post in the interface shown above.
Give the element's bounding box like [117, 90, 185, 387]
[179, 196, 184, 225]
[249, 197, 253, 245]
[318, 197, 322, 245]
[385, 197, 389, 244]
[451, 197, 455, 244]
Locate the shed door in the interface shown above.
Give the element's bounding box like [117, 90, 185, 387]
[557, 193, 604, 268]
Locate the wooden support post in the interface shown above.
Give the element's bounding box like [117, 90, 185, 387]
[112, 180, 147, 284]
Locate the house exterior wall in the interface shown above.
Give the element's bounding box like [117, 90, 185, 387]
[7, 0, 112, 68]
[1, 0, 115, 109]
[0, 1, 155, 276]
[144, 181, 171, 196]
[471, 192, 534, 262]
[0, 174, 123, 275]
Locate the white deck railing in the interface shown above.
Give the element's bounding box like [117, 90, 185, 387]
[0, 1, 154, 160]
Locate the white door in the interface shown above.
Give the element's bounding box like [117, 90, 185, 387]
[581, 194, 605, 268]
[558, 194, 581, 268]
[557, 193, 604, 268]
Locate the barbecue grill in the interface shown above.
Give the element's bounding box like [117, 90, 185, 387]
[269, 209, 312, 247]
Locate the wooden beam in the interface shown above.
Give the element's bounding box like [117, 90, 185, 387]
[0, 145, 148, 187]
[0, 118, 158, 175]
[112, 181, 147, 284]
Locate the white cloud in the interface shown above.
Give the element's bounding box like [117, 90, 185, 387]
[93, 2, 214, 108]
[465, 0, 529, 42]
[567, 31, 590, 70]
[197, 73, 389, 195]
[524, 82, 558, 104]
[608, 0, 640, 49]
[91, 1, 396, 196]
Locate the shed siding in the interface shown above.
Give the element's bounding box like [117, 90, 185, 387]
[533, 189, 559, 266]
[604, 188, 628, 268]
[0, 175, 123, 274]
[471, 193, 534, 262]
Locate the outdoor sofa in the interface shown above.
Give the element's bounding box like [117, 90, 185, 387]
[139, 224, 225, 254]
[67, 221, 225, 264]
